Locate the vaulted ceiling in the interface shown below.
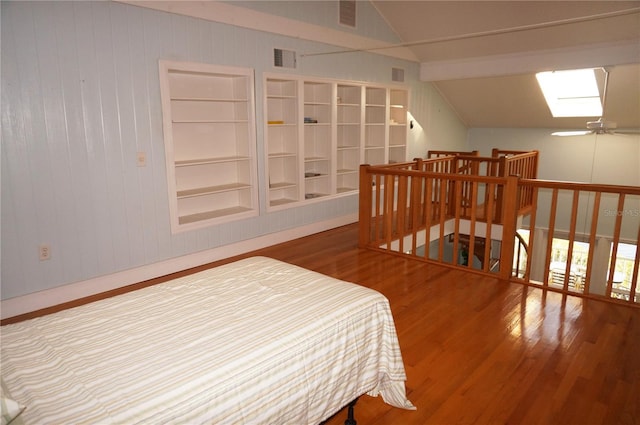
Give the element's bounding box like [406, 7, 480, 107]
[121, 0, 640, 131]
[371, 1, 640, 130]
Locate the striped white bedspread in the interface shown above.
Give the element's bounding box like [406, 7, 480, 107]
[1, 256, 414, 424]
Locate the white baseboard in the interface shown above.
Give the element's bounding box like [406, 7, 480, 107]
[1, 214, 358, 320]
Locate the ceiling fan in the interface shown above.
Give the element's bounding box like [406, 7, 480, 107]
[552, 68, 640, 137]
[553, 117, 640, 136]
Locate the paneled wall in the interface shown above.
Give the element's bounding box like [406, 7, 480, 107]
[1, 1, 467, 304]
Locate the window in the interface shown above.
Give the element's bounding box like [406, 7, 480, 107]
[536, 68, 602, 118]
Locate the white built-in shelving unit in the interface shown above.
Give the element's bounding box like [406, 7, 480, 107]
[264, 73, 409, 211]
[159, 60, 258, 233]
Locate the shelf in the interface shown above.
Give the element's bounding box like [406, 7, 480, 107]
[175, 156, 250, 167]
[267, 122, 296, 126]
[170, 97, 248, 102]
[269, 182, 297, 189]
[305, 193, 328, 199]
[177, 183, 252, 199]
[172, 119, 248, 124]
[268, 152, 297, 158]
[270, 198, 298, 207]
[304, 173, 327, 179]
[179, 206, 254, 225]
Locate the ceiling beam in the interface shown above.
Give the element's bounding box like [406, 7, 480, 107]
[420, 40, 640, 81]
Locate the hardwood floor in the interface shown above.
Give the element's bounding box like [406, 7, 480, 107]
[228, 223, 640, 425]
[5, 222, 638, 424]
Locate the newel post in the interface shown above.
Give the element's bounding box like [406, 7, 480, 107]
[414, 157, 424, 171]
[499, 175, 520, 281]
[359, 164, 372, 248]
[494, 156, 507, 221]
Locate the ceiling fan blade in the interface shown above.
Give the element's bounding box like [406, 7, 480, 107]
[551, 130, 593, 136]
[612, 128, 640, 135]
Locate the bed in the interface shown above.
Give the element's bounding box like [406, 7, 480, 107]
[1, 256, 414, 424]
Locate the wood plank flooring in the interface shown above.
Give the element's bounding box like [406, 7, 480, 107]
[231, 223, 640, 425]
[5, 222, 639, 424]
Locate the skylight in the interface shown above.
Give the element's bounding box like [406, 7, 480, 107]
[536, 68, 602, 118]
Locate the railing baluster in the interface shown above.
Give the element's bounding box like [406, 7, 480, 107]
[397, 175, 408, 254]
[483, 182, 495, 273]
[384, 174, 395, 250]
[410, 175, 420, 255]
[374, 174, 382, 243]
[606, 194, 626, 297]
[563, 190, 580, 291]
[523, 186, 539, 281]
[630, 224, 640, 302]
[584, 191, 601, 295]
[467, 180, 478, 269]
[453, 179, 462, 266]
[543, 188, 559, 287]
[424, 175, 433, 260]
[438, 176, 447, 262]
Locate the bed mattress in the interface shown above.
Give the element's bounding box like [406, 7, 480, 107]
[1, 256, 414, 424]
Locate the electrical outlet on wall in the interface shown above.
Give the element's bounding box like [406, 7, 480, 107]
[39, 244, 51, 261]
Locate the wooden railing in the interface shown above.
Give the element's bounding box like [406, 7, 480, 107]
[516, 179, 640, 305]
[419, 151, 539, 221]
[359, 156, 640, 307]
[359, 161, 520, 281]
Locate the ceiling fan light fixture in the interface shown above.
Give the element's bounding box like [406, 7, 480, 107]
[536, 68, 603, 118]
[587, 118, 616, 133]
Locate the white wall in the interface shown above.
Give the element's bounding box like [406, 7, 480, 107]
[468, 128, 640, 185]
[0, 1, 466, 311]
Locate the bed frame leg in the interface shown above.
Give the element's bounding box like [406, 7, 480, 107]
[344, 397, 358, 425]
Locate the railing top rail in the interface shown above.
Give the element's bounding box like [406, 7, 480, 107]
[504, 151, 538, 160]
[456, 155, 500, 163]
[365, 161, 416, 170]
[427, 150, 479, 157]
[493, 149, 537, 157]
[421, 155, 457, 163]
[362, 164, 509, 184]
[520, 178, 640, 195]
